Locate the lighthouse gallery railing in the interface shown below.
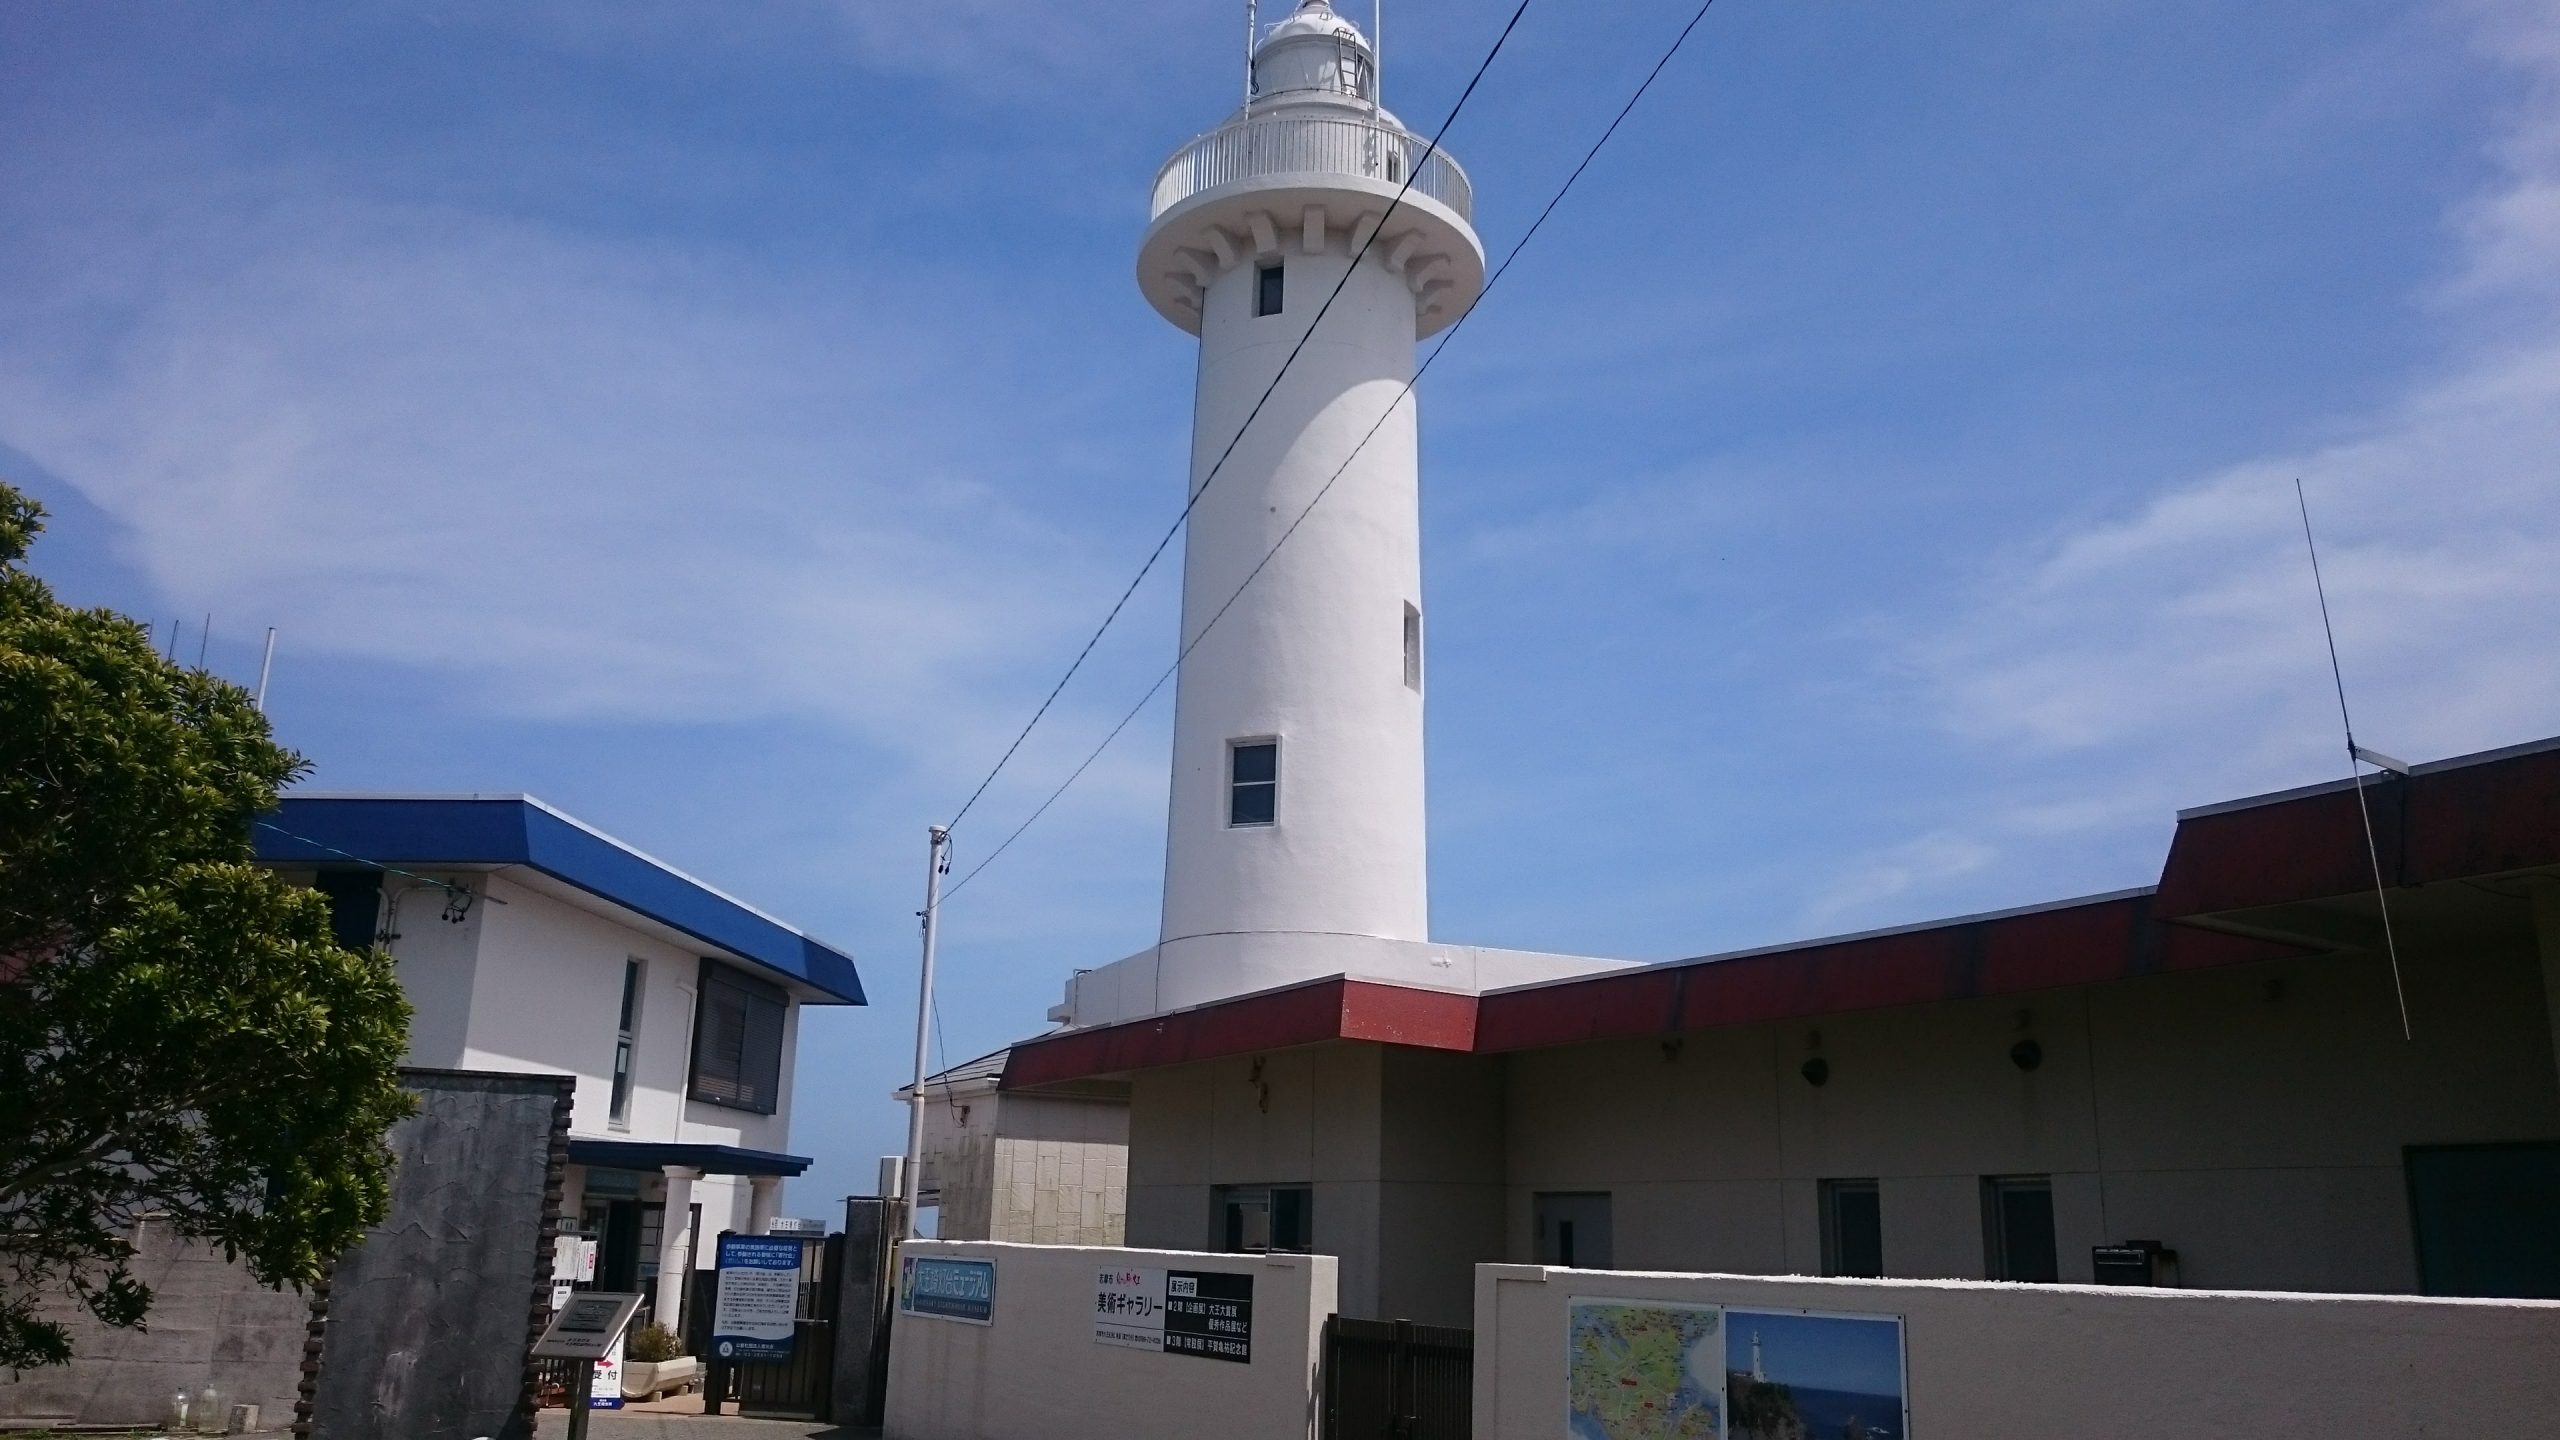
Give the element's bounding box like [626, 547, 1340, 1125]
[1150, 114, 1474, 223]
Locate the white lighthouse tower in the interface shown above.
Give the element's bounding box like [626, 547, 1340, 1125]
[1133, 1, 1485, 1013]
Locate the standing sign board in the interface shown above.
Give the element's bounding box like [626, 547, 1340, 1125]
[712, 1234, 804, 1361]
[532, 1291, 645, 1414]
[899, 1255, 996, 1324]
[1093, 1267, 1253, 1363]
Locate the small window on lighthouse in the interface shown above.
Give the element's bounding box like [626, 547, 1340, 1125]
[1402, 603, 1423, 692]
[1256, 262, 1285, 317]
[1229, 739, 1279, 826]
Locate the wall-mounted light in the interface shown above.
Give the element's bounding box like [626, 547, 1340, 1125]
[2010, 1038, 2044, 1073]
[1801, 1057, 1830, 1087]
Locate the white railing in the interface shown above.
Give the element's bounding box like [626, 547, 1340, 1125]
[1150, 114, 1473, 222]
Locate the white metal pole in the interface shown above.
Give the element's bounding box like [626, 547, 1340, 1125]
[1245, 0, 1258, 112]
[901, 824, 951, 1238]
[1374, 0, 1383, 113]
[254, 627, 277, 712]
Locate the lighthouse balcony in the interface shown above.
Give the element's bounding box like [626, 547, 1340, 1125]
[1150, 112, 1473, 222]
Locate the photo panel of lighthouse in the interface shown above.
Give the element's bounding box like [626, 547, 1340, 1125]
[1724, 1308, 1907, 1440]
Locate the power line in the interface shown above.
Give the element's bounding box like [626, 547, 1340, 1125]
[945, 0, 1727, 900]
[940, 0, 1540, 835]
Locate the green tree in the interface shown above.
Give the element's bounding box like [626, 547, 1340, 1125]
[0, 480, 413, 1369]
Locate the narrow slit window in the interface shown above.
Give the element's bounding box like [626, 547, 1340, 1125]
[1256, 262, 1285, 317]
[1402, 602, 1422, 692]
[1229, 739, 1278, 827]
[609, 958, 642, 1129]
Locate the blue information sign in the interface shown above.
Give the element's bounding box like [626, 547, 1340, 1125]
[712, 1235, 805, 1361]
[900, 1255, 996, 1325]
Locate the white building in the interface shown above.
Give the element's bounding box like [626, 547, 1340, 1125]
[256, 792, 865, 1329]
[895, 1048, 1129, 1245]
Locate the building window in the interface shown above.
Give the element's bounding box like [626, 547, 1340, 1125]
[1256, 262, 1285, 317]
[1820, 1178, 1883, 1278]
[1229, 739, 1278, 827]
[1216, 1184, 1313, 1253]
[1983, 1175, 2058, 1283]
[609, 958, 643, 1129]
[1533, 1192, 1614, 1269]
[690, 960, 788, 1115]
[1402, 602, 1422, 692]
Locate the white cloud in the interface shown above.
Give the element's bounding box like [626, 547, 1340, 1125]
[1796, 830, 1999, 935]
[1859, 0, 2560, 927]
[0, 186, 1177, 817]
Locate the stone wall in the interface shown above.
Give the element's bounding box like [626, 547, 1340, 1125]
[0, 1215, 310, 1429]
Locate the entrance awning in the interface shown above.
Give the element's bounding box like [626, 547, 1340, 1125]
[566, 1139, 812, 1177]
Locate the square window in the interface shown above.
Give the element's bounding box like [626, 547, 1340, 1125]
[1820, 1178, 1883, 1278]
[1983, 1175, 2058, 1283]
[1229, 740, 1278, 827]
[1256, 262, 1285, 317]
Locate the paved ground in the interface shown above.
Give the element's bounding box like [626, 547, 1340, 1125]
[534, 1396, 871, 1439]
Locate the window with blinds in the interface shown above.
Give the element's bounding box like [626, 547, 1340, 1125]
[689, 960, 788, 1115]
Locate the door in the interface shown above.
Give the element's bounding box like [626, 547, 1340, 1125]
[2407, 1143, 2560, 1298]
[1533, 1192, 1613, 1269]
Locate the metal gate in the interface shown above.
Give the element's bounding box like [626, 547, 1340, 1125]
[1321, 1316, 1473, 1440]
[686, 1232, 843, 1420]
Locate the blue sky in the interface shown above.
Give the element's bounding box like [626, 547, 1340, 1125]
[5, 0, 2556, 1212]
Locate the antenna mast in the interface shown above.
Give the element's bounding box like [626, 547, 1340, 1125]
[2294, 479, 2413, 1042]
[1245, 0, 1258, 112]
[1374, 0, 1384, 115]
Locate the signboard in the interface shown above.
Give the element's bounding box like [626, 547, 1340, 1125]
[900, 1255, 996, 1325]
[532, 1290, 643, 1362]
[1093, 1267, 1253, 1363]
[592, 1333, 626, 1410]
[712, 1234, 804, 1361]
[768, 1216, 829, 1235]
[1564, 1298, 1907, 1440]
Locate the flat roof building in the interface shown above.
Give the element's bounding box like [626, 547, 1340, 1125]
[1005, 736, 2560, 1326]
[256, 793, 864, 1329]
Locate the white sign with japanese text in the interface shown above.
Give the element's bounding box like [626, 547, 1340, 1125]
[1094, 1265, 1167, 1350]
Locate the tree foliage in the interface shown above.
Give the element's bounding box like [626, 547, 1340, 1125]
[0, 480, 413, 1369]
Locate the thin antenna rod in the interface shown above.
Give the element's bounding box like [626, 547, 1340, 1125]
[196, 612, 211, 670]
[1374, 0, 1384, 115]
[1245, 0, 1258, 112]
[2296, 478, 2412, 1041]
[255, 627, 278, 712]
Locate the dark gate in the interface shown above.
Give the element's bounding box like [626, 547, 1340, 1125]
[686, 1232, 843, 1420]
[1321, 1316, 1473, 1440]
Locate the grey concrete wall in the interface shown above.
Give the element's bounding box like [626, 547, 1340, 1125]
[0, 1214, 311, 1428]
[1475, 1264, 2560, 1439]
[1500, 941, 2560, 1291]
[306, 1069, 571, 1440]
[885, 1241, 1334, 1440]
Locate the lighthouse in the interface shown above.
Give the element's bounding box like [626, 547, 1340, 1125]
[1134, 0, 1486, 1012]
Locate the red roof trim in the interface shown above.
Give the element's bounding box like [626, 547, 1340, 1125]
[1006, 736, 2557, 1087]
[1002, 978, 1477, 1090]
[2157, 741, 2560, 917]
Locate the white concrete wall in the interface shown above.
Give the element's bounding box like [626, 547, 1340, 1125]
[1474, 1264, 2560, 1439]
[885, 1241, 1335, 1440]
[458, 873, 797, 1159]
[925, 1090, 1130, 1245]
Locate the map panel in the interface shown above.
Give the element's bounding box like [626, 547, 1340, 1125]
[1566, 1299, 1726, 1440]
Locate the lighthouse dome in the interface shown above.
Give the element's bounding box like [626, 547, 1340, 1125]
[1253, 0, 1375, 104]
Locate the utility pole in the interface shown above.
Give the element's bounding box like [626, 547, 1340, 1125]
[901, 824, 951, 1238]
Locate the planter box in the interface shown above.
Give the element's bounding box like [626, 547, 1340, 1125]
[622, 1355, 701, 1401]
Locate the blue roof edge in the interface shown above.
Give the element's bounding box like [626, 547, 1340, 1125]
[255, 795, 865, 1005]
